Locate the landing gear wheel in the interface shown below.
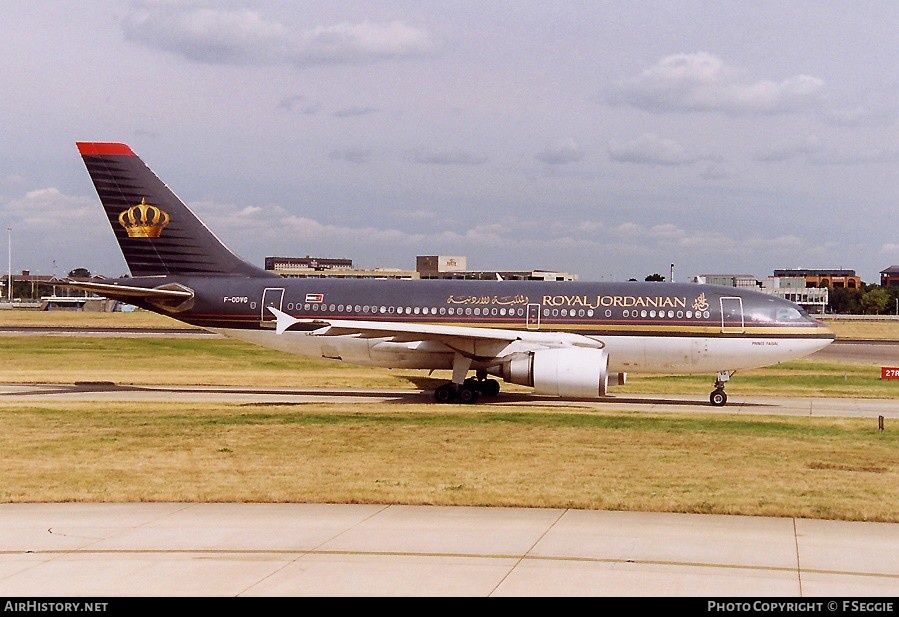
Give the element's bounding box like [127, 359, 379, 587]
[434, 384, 457, 403]
[710, 389, 727, 407]
[457, 384, 481, 404]
[481, 378, 500, 397]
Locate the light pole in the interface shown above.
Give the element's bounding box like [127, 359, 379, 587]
[6, 228, 10, 302]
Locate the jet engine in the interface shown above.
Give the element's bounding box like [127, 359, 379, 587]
[493, 347, 609, 398]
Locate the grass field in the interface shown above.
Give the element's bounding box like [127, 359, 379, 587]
[0, 309, 897, 521]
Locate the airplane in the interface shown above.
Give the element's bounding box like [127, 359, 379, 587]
[64, 141, 835, 406]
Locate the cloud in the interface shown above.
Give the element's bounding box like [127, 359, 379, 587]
[753, 136, 822, 162]
[608, 133, 707, 166]
[277, 95, 319, 114]
[408, 149, 487, 165]
[329, 148, 372, 164]
[606, 52, 825, 115]
[332, 106, 378, 118]
[535, 138, 585, 165]
[122, 6, 435, 67]
[4, 188, 97, 228]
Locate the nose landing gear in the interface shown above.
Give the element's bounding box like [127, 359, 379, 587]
[710, 371, 733, 406]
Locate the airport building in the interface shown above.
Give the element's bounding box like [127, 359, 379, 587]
[415, 255, 576, 281]
[264, 255, 577, 281]
[880, 265, 899, 287]
[763, 277, 829, 315]
[264, 256, 419, 279]
[697, 272, 834, 315]
[695, 274, 761, 288]
[772, 269, 861, 289]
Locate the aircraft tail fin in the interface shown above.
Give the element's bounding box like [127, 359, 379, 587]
[76, 142, 273, 278]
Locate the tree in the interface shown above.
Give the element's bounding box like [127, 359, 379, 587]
[827, 287, 862, 314]
[859, 288, 889, 315]
[644, 273, 665, 282]
[67, 267, 91, 279]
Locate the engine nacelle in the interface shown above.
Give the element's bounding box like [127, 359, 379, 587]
[496, 347, 609, 398]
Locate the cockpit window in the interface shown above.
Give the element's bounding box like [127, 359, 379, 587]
[748, 304, 808, 323]
[776, 307, 803, 321]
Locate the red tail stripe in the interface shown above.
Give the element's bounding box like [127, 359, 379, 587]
[76, 142, 135, 156]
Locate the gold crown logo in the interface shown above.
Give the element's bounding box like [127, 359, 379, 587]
[118, 198, 170, 238]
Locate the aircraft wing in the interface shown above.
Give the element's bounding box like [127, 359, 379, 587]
[267, 306, 602, 350]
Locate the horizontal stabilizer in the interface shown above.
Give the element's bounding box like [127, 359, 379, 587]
[59, 280, 193, 300]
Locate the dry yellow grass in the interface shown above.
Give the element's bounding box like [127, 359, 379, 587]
[821, 317, 899, 340]
[0, 401, 895, 521]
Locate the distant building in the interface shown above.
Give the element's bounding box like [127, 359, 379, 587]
[264, 256, 418, 279]
[416, 255, 576, 281]
[772, 269, 860, 289]
[697, 274, 760, 289]
[880, 266, 899, 287]
[765, 277, 828, 315]
[265, 254, 576, 281]
[696, 272, 827, 314]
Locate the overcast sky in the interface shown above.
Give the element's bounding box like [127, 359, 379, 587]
[1, 1, 897, 284]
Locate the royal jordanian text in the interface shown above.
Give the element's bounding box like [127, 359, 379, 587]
[4, 602, 108, 612]
[542, 294, 689, 309]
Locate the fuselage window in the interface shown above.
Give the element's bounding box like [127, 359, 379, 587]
[388, 306, 395, 314]
[641, 310, 647, 318]
[465, 308, 472, 316]
[474, 308, 481, 315]
[677, 311, 683, 318]
[287, 303, 294, 310]
[413, 307, 420, 315]
[354, 305, 361, 313]
[439, 307, 446, 315]
[304, 303, 311, 311]
[604, 310, 611, 318]
[448, 307, 455, 315]
[379, 306, 386, 314]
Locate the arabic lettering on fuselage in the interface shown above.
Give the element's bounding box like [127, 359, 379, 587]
[445, 293, 708, 312]
[446, 294, 530, 305]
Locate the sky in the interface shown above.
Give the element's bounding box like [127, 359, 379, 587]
[1, 1, 897, 284]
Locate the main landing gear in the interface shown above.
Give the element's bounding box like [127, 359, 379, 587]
[434, 377, 501, 404]
[709, 371, 733, 406]
[433, 354, 501, 404]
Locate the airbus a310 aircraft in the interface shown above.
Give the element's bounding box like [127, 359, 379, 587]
[65, 142, 835, 406]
